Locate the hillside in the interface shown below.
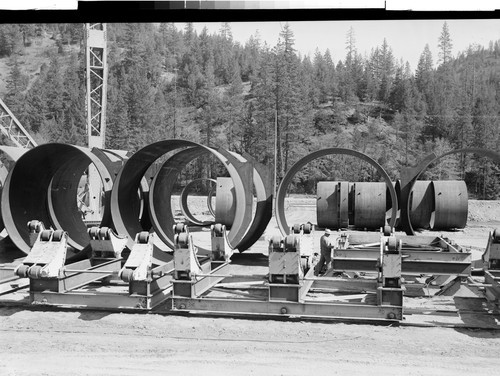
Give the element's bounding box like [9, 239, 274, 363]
[0, 23, 499, 198]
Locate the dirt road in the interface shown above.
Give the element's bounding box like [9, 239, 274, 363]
[1, 306, 500, 376]
[2, 197, 500, 375]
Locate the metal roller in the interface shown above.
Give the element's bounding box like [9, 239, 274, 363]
[408, 181, 433, 230]
[1, 143, 113, 254]
[112, 140, 254, 251]
[276, 148, 398, 236]
[179, 178, 217, 226]
[174, 223, 186, 234]
[215, 177, 236, 226]
[430, 180, 468, 230]
[353, 182, 387, 229]
[316, 181, 349, 229]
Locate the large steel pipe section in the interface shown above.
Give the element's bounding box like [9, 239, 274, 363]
[112, 140, 253, 251]
[276, 148, 398, 236]
[316, 181, 349, 229]
[148, 145, 271, 252]
[430, 180, 468, 230]
[408, 181, 433, 230]
[215, 177, 236, 226]
[353, 182, 387, 229]
[179, 178, 217, 226]
[401, 148, 500, 235]
[1, 144, 113, 254]
[0, 146, 28, 233]
[220, 150, 274, 252]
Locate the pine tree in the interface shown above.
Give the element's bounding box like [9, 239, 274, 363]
[438, 22, 453, 65]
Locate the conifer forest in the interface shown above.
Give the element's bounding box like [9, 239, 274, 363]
[0, 22, 499, 198]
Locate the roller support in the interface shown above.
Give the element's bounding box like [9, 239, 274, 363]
[210, 223, 233, 262]
[268, 234, 303, 285]
[88, 226, 128, 259]
[173, 224, 203, 280]
[119, 231, 153, 283]
[15, 224, 68, 279]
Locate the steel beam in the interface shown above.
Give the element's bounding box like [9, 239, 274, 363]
[173, 262, 231, 298]
[29, 259, 121, 293]
[332, 249, 471, 275]
[172, 297, 402, 321]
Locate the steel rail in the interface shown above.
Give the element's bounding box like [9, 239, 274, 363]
[1, 143, 113, 254]
[275, 148, 398, 236]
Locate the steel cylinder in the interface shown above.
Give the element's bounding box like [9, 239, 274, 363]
[179, 178, 217, 226]
[113, 140, 254, 251]
[353, 182, 387, 229]
[316, 181, 349, 229]
[215, 177, 236, 227]
[1, 144, 113, 254]
[409, 180, 433, 229]
[0, 146, 28, 234]
[430, 180, 468, 230]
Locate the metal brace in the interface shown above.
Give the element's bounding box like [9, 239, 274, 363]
[119, 232, 153, 283]
[377, 231, 403, 307]
[483, 229, 500, 270]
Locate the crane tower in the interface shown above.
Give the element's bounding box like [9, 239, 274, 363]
[85, 23, 108, 222]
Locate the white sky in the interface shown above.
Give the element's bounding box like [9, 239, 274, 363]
[184, 19, 500, 70]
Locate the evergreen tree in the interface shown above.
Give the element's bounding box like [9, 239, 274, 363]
[438, 22, 453, 65]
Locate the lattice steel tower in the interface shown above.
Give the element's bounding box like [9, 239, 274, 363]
[85, 23, 108, 149]
[85, 24, 108, 221]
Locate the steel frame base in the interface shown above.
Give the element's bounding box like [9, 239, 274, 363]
[29, 259, 174, 310]
[172, 297, 402, 322]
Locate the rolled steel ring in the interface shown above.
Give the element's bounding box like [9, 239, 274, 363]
[146, 144, 272, 251]
[1, 143, 113, 254]
[275, 148, 398, 236]
[91, 147, 150, 227]
[405, 148, 500, 235]
[111, 140, 254, 251]
[179, 178, 217, 226]
[207, 185, 216, 217]
[0, 146, 29, 234]
[217, 149, 274, 252]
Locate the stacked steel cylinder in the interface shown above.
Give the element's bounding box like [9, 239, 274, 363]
[315, 180, 468, 230]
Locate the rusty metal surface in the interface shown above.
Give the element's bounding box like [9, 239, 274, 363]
[1, 144, 113, 254]
[276, 148, 398, 236]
